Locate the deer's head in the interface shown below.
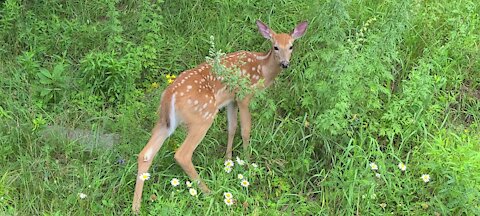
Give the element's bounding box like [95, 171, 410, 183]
[256, 20, 308, 69]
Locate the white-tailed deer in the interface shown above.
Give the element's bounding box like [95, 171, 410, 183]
[132, 20, 307, 213]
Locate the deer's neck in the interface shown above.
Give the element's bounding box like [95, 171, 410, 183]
[260, 50, 282, 87]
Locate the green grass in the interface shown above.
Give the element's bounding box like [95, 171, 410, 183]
[1, 0, 479, 215]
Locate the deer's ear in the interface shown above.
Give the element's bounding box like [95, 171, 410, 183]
[256, 20, 272, 40]
[291, 21, 308, 39]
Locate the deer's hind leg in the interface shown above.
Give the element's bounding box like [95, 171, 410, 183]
[174, 112, 216, 193]
[173, 80, 219, 192]
[132, 122, 170, 212]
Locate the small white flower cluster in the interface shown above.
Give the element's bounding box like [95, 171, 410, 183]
[78, 193, 87, 199]
[224, 157, 255, 188]
[369, 162, 381, 179]
[170, 178, 198, 197]
[140, 175, 199, 198]
[224, 159, 234, 173]
[223, 192, 234, 206]
[220, 157, 261, 206]
[369, 161, 431, 183]
[236, 157, 245, 166]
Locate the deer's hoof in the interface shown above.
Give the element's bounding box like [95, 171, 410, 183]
[199, 183, 211, 194]
[132, 205, 140, 215]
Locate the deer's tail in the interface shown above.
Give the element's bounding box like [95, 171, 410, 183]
[158, 90, 177, 135]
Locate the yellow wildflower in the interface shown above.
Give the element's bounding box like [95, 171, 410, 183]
[151, 82, 159, 89]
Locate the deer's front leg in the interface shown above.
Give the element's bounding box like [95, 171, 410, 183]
[226, 102, 238, 160]
[238, 96, 252, 158]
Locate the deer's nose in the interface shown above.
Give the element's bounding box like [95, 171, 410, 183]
[280, 61, 289, 69]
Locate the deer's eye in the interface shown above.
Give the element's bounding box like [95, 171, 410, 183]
[289, 46, 293, 50]
[274, 46, 279, 50]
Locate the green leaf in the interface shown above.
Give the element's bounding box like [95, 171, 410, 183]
[39, 68, 52, 79]
[40, 88, 52, 97]
[52, 63, 65, 77]
[38, 76, 53, 85]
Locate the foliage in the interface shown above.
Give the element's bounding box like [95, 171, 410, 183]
[205, 36, 264, 100]
[0, 0, 479, 215]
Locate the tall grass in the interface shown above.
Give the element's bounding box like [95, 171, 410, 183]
[0, 0, 479, 215]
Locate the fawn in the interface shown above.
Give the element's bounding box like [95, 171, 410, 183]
[132, 20, 308, 213]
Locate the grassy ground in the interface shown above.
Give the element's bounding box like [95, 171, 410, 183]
[1, 0, 479, 215]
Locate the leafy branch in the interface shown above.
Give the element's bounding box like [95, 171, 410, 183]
[205, 36, 262, 100]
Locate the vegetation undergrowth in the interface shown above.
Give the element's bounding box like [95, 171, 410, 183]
[0, 0, 479, 215]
